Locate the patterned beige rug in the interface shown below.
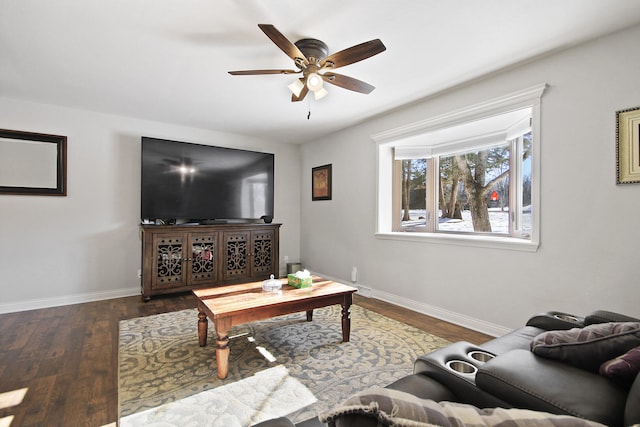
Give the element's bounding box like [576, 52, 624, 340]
[119, 304, 450, 424]
[120, 365, 317, 426]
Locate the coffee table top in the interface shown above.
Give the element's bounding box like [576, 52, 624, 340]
[193, 276, 357, 318]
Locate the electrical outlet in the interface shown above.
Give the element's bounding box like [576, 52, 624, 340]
[284, 255, 289, 264]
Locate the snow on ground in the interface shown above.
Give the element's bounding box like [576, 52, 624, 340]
[403, 208, 531, 234]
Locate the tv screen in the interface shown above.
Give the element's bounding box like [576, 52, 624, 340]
[141, 137, 274, 223]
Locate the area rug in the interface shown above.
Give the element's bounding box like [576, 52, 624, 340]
[120, 365, 316, 426]
[119, 304, 451, 424]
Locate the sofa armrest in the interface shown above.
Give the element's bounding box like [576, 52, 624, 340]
[413, 341, 511, 409]
[585, 310, 640, 325]
[385, 373, 457, 401]
[476, 349, 626, 427]
[526, 311, 585, 330]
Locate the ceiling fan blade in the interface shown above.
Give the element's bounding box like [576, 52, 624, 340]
[320, 39, 386, 69]
[258, 24, 308, 66]
[322, 72, 375, 94]
[228, 69, 300, 75]
[292, 85, 309, 102]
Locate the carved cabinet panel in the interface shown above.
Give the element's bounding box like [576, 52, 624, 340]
[222, 229, 276, 281]
[252, 229, 275, 276]
[187, 232, 218, 286]
[141, 224, 280, 300]
[151, 233, 187, 289]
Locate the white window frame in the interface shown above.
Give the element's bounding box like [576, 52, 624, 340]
[372, 84, 547, 252]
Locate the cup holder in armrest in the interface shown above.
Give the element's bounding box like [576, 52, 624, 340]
[468, 350, 495, 363]
[553, 313, 580, 322]
[414, 342, 511, 409]
[526, 311, 585, 330]
[445, 360, 478, 376]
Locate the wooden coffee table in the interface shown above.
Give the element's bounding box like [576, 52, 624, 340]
[193, 277, 357, 379]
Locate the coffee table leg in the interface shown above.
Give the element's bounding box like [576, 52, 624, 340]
[215, 318, 231, 379]
[197, 309, 208, 347]
[306, 310, 313, 321]
[341, 297, 353, 342]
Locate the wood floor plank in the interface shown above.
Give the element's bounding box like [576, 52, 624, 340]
[0, 291, 494, 426]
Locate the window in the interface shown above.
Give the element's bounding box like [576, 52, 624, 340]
[373, 84, 546, 251]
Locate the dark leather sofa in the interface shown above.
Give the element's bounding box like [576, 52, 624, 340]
[254, 309, 640, 427]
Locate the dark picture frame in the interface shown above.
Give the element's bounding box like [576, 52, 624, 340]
[616, 106, 640, 184]
[312, 164, 332, 201]
[0, 129, 67, 196]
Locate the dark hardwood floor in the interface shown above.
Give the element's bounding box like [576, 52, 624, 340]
[0, 292, 492, 427]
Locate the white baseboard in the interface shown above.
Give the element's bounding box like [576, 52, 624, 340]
[309, 270, 509, 338]
[0, 287, 141, 314]
[372, 289, 510, 337]
[1, 276, 512, 337]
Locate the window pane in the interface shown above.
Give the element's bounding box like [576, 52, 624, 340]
[400, 159, 427, 231]
[438, 143, 510, 234]
[521, 133, 533, 236]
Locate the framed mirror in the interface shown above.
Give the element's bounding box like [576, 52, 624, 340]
[0, 129, 67, 196]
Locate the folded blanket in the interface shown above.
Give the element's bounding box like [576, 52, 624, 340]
[319, 387, 606, 427]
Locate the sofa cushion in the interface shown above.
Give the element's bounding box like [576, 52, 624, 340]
[599, 345, 640, 383]
[530, 322, 640, 371]
[318, 387, 606, 427]
[475, 349, 627, 427]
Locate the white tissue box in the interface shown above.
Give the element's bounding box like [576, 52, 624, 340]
[287, 274, 312, 288]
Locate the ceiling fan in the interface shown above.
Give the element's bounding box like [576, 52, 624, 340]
[228, 24, 386, 102]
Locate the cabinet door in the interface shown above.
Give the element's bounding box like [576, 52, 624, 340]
[187, 232, 218, 285]
[251, 229, 276, 277]
[222, 231, 250, 281]
[151, 233, 187, 289]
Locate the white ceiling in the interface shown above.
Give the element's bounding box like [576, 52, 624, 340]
[2, 0, 640, 144]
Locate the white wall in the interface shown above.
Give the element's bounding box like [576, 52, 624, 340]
[0, 99, 301, 313]
[300, 24, 640, 334]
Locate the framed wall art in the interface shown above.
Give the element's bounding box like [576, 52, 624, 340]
[312, 164, 332, 201]
[616, 106, 640, 184]
[0, 129, 67, 196]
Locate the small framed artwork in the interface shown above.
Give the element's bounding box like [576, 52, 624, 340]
[0, 129, 67, 196]
[616, 105, 640, 184]
[312, 164, 332, 201]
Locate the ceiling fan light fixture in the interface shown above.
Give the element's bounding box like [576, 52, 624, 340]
[306, 73, 324, 92]
[313, 87, 328, 100]
[288, 79, 304, 97]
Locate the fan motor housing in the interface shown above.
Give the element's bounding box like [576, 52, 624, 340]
[294, 38, 329, 63]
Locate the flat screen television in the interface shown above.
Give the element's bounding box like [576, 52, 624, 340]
[141, 137, 274, 224]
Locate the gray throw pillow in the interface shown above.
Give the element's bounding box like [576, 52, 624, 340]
[530, 322, 640, 371]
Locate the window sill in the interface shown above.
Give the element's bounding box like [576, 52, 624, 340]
[375, 231, 539, 252]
